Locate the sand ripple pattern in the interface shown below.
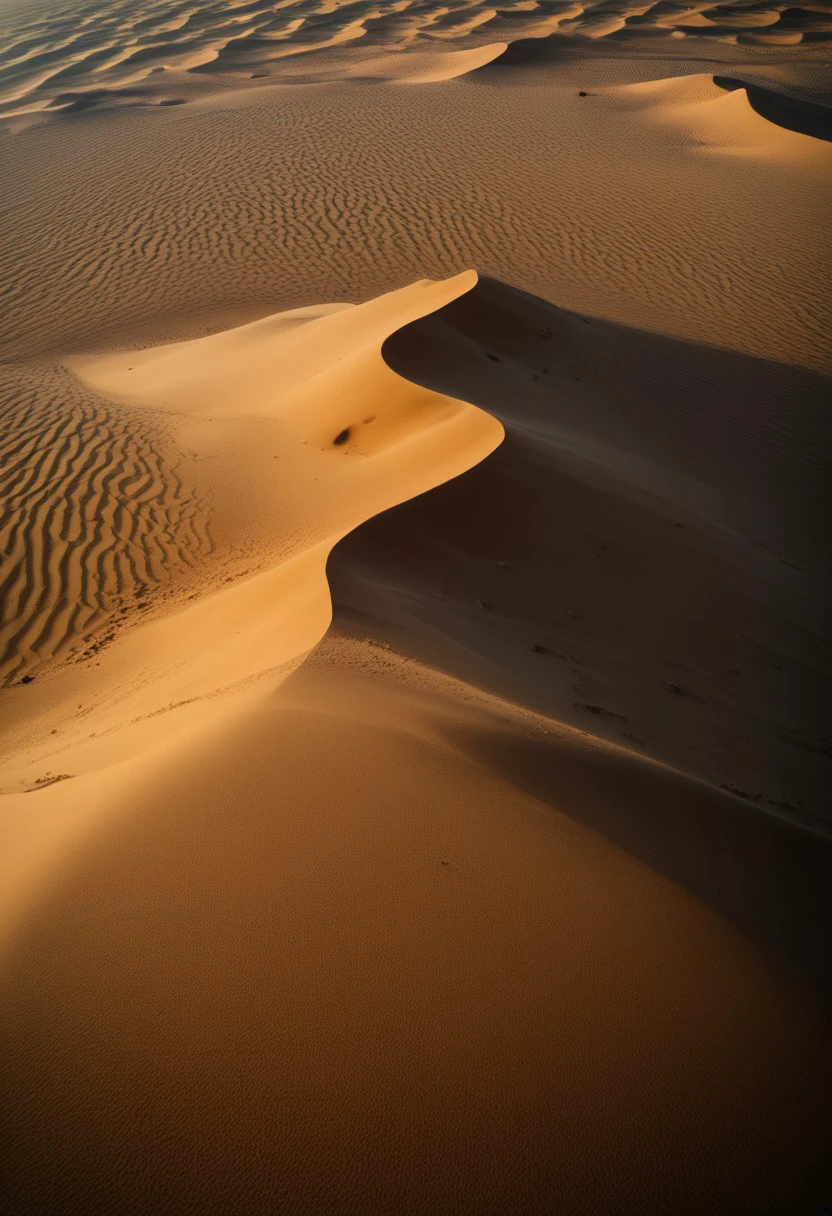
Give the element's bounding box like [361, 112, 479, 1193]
[1, 0, 829, 119]
[0, 366, 213, 685]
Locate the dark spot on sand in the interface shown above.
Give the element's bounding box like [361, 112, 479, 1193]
[666, 682, 683, 695]
[32, 772, 73, 790]
[577, 703, 626, 721]
[578, 91, 588, 97]
[362, 415, 376, 424]
[333, 428, 351, 446]
[19, 675, 34, 685]
[486, 353, 502, 362]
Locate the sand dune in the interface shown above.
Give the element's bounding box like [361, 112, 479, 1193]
[604, 70, 832, 151]
[338, 274, 831, 825]
[3, 269, 831, 1212]
[258, 41, 510, 82]
[1, 4, 831, 1212]
[2, 0, 830, 118]
[1, 275, 501, 801]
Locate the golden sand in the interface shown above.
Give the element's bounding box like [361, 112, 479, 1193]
[1, 4, 831, 1212]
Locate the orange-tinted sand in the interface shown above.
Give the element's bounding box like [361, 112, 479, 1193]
[1, 3, 831, 1212]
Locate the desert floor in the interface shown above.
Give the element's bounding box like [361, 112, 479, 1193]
[1, 2, 831, 1212]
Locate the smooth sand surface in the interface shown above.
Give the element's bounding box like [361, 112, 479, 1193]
[1, 3, 831, 1212]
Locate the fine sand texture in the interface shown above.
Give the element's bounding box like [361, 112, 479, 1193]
[1, 4, 831, 1214]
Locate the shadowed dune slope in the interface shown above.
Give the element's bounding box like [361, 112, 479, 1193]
[2, 637, 831, 1216]
[334, 272, 832, 965]
[716, 72, 832, 138]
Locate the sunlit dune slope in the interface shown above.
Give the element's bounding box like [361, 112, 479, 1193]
[0, 273, 501, 808]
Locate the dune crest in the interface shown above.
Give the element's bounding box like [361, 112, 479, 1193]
[605, 71, 831, 154]
[1, 273, 503, 907]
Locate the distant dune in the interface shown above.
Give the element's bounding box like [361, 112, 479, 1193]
[2, 0, 831, 121]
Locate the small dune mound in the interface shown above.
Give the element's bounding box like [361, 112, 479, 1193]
[603, 72, 832, 155]
[340, 43, 509, 84]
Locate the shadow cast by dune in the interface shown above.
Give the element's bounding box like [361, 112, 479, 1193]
[446, 715, 832, 999]
[381, 275, 832, 553]
[329, 273, 832, 991]
[715, 75, 832, 142]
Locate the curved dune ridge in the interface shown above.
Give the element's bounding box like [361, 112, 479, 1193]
[1, 0, 830, 120]
[602, 70, 832, 149]
[2, 273, 832, 1216]
[0, 273, 502, 803]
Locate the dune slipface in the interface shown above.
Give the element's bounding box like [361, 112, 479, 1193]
[1, 2, 831, 1213]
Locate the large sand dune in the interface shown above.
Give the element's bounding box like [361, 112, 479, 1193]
[1, 3, 831, 1212]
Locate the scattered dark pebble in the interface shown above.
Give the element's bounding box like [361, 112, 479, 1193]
[486, 353, 502, 363]
[531, 644, 550, 655]
[19, 675, 34, 685]
[333, 427, 351, 446]
[578, 90, 588, 97]
[666, 682, 683, 694]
